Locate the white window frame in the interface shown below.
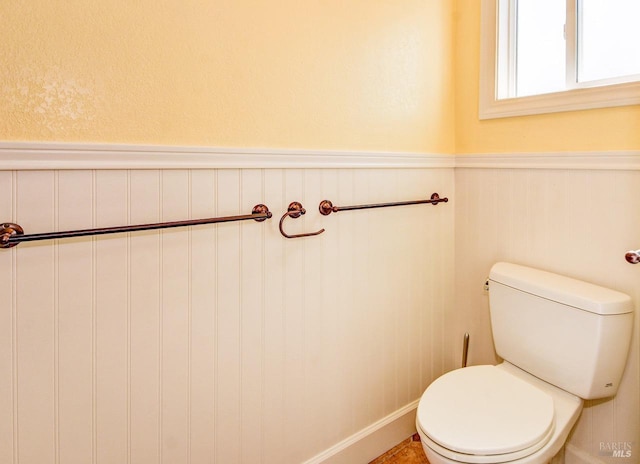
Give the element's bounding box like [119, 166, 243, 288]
[479, 0, 640, 119]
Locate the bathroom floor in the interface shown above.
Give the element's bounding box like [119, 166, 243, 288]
[369, 434, 430, 464]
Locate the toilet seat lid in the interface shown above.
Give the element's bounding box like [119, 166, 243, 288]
[417, 365, 555, 457]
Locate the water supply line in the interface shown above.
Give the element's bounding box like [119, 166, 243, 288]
[461, 332, 470, 368]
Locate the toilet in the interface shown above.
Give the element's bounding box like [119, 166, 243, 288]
[416, 262, 634, 464]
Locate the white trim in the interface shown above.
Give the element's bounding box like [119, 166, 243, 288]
[455, 151, 640, 171]
[301, 399, 419, 464]
[480, 82, 640, 119]
[479, 0, 640, 119]
[0, 141, 454, 170]
[1, 142, 639, 171]
[564, 443, 608, 464]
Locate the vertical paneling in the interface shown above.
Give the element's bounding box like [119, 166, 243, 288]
[189, 170, 216, 463]
[215, 169, 242, 463]
[0, 165, 456, 464]
[333, 169, 358, 441]
[57, 171, 94, 464]
[262, 168, 286, 463]
[5, 160, 638, 464]
[454, 167, 640, 462]
[404, 169, 428, 400]
[16, 171, 56, 464]
[240, 169, 265, 464]
[95, 170, 129, 464]
[301, 168, 324, 458]
[129, 170, 161, 464]
[370, 168, 399, 416]
[282, 168, 306, 463]
[351, 170, 376, 425]
[160, 170, 191, 464]
[0, 172, 15, 464]
[318, 169, 343, 446]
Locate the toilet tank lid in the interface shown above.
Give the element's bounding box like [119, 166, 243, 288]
[489, 262, 633, 315]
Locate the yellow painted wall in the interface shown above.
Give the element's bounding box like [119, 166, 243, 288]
[4, 1, 637, 154]
[0, 1, 455, 154]
[454, 1, 640, 154]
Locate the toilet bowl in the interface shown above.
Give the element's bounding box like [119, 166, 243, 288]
[415, 262, 633, 464]
[416, 362, 583, 464]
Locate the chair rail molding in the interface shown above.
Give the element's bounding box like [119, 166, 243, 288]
[455, 151, 640, 171]
[0, 141, 454, 170]
[1, 142, 638, 171]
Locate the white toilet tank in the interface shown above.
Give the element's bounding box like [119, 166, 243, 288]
[488, 262, 633, 400]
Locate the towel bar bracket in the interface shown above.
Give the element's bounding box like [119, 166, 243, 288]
[0, 223, 23, 248]
[251, 204, 272, 222]
[625, 250, 640, 264]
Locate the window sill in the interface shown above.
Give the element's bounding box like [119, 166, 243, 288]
[479, 80, 640, 120]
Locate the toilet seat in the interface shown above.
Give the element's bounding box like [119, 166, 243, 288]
[416, 365, 555, 463]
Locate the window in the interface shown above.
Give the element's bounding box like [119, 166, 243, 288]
[480, 0, 640, 119]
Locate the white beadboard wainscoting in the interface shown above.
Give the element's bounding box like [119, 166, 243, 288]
[454, 164, 640, 464]
[0, 152, 456, 464]
[1, 143, 639, 464]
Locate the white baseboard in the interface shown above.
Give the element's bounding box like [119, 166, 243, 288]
[302, 400, 420, 464]
[300, 412, 616, 464]
[565, 444, 608, 464]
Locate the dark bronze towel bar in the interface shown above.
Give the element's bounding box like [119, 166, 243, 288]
[0, 204, 272, 249]
[318, 192, 448, 216]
